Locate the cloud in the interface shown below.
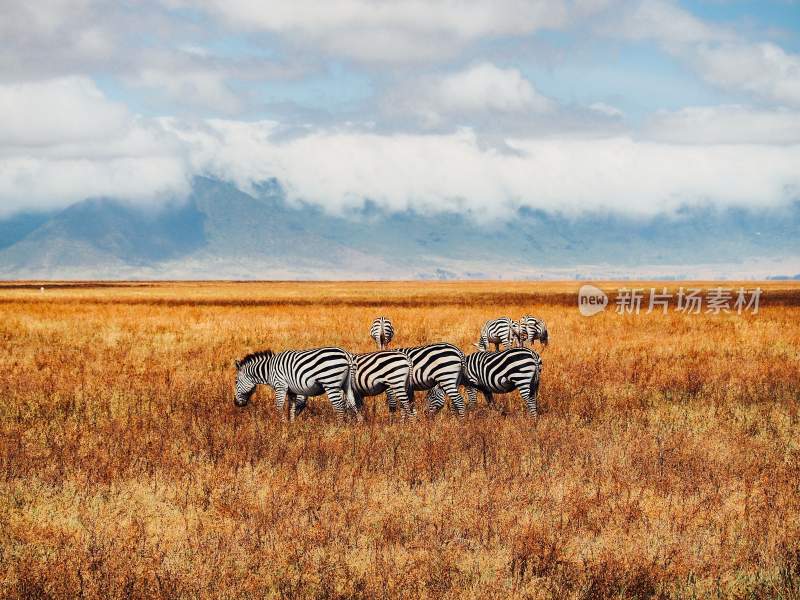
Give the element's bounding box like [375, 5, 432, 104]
[180, 0, 568, 62]
[0, 77, 130, 146]
[608, 0, 800, 107]
[692, 42, 800, 107]
[129, 67, 242, 115]
[589, 102, 623, 118]
[643, 105, 800, 144]
[384, 62, 553, 126]
[614, 0, 732, 46]
[3, 93, 799, 220]
[434, 63, 553, 114]
[166, 119, 800, 219]
[0, 77, 189, 215]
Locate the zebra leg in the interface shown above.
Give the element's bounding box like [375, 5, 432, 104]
[512, 375, 539, 416]
[386, 388, 397, 413]
[528, 370, 541, 416]
[324, 386, 349, 422]
[386, 387, 398, 413]
[442, 380, 466, 417]
[274, 385, 288, 422]
[467, 385, 478, 409]
[294, 395, 308, 417]
[395, 385, 416, 418]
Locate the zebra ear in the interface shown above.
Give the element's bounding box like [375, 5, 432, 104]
[234, 359, 241, 369]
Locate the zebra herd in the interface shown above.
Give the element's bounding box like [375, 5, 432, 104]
[234, 316, 548, 421]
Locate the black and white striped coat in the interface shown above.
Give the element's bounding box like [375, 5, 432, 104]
[234, 347, 356, 420]
[370, 316, 394, 350]
[477, 317, 521, 351]
[348, 350, 415, 416]
[519, 315, 549, 347]
[463, 348, 542, 415]
[394, 343, 467, 416]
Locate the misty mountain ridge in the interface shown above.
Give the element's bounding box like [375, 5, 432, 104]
[1, 176, 798, 279]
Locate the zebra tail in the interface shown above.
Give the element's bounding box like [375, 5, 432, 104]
[343, 355, 359, 413]
[530, 365, 541, 403]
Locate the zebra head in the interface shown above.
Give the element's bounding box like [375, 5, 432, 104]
[233, 350, 271, 407]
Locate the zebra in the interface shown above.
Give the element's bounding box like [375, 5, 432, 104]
[518, 315, 549, 347]
[460, 348, 542, 416]
[347, 350, 415, 417]
[233, 347, 357, 421]
[475, 317, 521, 351]
[370, 316, 394, 350]
[393, 343, 468, 417]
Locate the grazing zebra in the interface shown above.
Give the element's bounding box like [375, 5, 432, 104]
[519, 315, 549, 347]
[476, 317, 521, 351]
[462, 348, 542, 416]
[393, 343, 467, 417]
[370, 316, 394, 350]
[234, 347, 356, 421]
[348, 351, 415, 416]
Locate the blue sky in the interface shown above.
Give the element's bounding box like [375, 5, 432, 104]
[0, 0, 798, 218]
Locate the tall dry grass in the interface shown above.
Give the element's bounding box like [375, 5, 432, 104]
[1, 281, 799, 599]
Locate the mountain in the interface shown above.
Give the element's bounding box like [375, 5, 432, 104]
[0, 176, 798, 279]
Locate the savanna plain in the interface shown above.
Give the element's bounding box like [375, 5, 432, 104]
[1, 280, 800, 599]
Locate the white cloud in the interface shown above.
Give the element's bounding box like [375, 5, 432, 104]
[0, 78, 189, 215]
[589, 102, 623, 118]
[166, 120, 800, 219]
[3, 100, 799, 219]
[129, 67, 242, 114]
[434, 63, 553, 114]
[0, 77, 130, 146]
[693, 42, 800, 107]
[644, 105, 800, 144]
[614, 0, 732, 46]
[2, 70, 799, 222]
[606, 0, 800, 107]
[179, 0, 568, 62]
[385, 62, 553, 125]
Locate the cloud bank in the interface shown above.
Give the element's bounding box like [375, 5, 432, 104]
[1, 1, 799, 223]
[1, 76, 798, 219]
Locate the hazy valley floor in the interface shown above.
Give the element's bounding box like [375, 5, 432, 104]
[1, 281, 799, 599]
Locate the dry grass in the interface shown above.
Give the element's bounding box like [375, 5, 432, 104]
[1, 280, 800, 599]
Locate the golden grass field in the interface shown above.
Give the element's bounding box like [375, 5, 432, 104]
[1, 280, 800, 599]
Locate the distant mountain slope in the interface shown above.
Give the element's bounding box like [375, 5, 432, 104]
[0, 176, 798, 279]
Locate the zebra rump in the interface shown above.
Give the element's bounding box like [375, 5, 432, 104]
[463, 348, 542, 415]
[370, 316, 395, 350]
[395, 342, 467, 416]
[477, 317, 521, 351]
[519, 315, 548, 347]
[349, 350, 414, 416]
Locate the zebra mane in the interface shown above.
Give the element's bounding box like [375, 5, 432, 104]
[236, 349, 273, 368]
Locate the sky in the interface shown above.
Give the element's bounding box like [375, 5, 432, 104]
[0, 0, 799, 220]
